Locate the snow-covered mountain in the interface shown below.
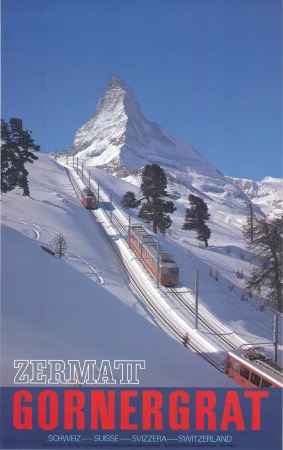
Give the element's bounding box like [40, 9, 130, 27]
[226, 176, 283, 218]
[67, 76, 282, 219]
[68, 76, 265, 217]
[69, 76, 222, 178]
[2, 78, 282, 397]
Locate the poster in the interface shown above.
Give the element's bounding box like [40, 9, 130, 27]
[1, 1, 282, 450]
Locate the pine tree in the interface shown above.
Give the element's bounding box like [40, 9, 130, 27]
[196, 222, 211, 247]
[1, 120, 18, 193]
[140, 163, 167, 201]
[138, 164, 176, 234]
[244, 217, 282, 313]
[121, 191, 138, 208]
[1, 118, 40, 196]
[242, 203, 256, 243]
[182, 195, 211, 247]
[139, 198, 175, 234]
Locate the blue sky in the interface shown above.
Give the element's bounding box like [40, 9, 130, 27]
[2, 0, 282, 180]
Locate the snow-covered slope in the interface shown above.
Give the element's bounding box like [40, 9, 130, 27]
[1, 154, 237, 387]
[2, 225, 234, 387]
[1, 154, 282, 389]
[227, 176, 283, 218]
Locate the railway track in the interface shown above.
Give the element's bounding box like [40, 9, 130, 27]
[65, 164, 248, 371]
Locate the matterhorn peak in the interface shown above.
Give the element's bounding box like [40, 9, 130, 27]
[94, 74, 142, 122]
[108, 75, 131, 91]
[68, 76, 221, 178]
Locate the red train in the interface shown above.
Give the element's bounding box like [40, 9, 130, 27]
[81, 188, 97, 210]
[129, 225, 179, 286]
[225, 348, 283, 388]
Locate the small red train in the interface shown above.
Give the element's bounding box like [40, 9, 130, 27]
[129, 225, 179, 286]
[225, 348, 283, 388]
[81, 188, 97, 210]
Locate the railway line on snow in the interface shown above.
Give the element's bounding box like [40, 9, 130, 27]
[65, 163, 248, 372]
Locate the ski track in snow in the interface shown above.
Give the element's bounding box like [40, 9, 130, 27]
[1, 213, 105, 286]
[66, 249, 104, 284]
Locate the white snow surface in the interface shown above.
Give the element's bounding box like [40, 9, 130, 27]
[1, 154, 236, 388]
[1, 154, 282, 388]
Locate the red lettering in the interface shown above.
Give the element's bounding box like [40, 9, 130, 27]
[169, 390, 189, 430]
[142, 390, 163, 430]
[13, 390, 32, 430]
[120, 390, 138, 430]
[196, 390, 216, 430]
[91, 390, 115, 430]
[244, 391, 269, 430]
[221, 391, 245, 430]
[38, 390, 58, 430]
[64, 390, 84, 430]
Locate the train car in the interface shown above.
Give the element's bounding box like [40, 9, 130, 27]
[81, 188, 97, 210]
[225, 348, 283, 388]
[129, 225, 179, 286]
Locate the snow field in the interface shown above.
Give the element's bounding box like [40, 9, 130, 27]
[1, 154, 281, 390]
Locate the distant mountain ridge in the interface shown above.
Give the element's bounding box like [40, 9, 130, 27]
[226, 176, 283, 218]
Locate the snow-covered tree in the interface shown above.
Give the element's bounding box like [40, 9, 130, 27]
[245, 217, 282, 313]
[1, 118, 40, 196]
[182, 195, 211, 247]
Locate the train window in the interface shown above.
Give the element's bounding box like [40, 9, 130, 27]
[250, 372, 261, 387]
[171, 268, 179, 275]
[233, 360, 240, 373]
[240, 365, 250, 380]
[162, 268, 170, 275]
[261, 378, 272, 388]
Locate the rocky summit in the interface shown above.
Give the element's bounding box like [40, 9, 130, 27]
[68, 76, 221, 178]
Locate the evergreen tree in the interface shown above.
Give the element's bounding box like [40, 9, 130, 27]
[242, 203, 256, 243]
[197, 223, 211, 247]
[244, 217, 282, 312]
[139, 198, 175, 234]
[121, 191, 138, 208]
[1, 120, 18, 193]
[182, 195, 211, 247]
[138, 164, 176, 234]
[1, 118, 40, 196]
[140, 163, 168, 200]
